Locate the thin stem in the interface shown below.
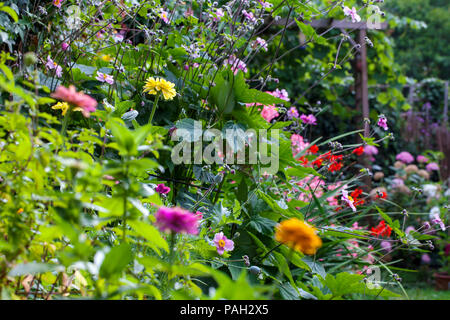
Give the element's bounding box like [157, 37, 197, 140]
[148, 92, 160, 125]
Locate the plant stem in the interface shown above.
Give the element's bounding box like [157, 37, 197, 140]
[148, 92, 160, 125]
[60, 106, 72, 137]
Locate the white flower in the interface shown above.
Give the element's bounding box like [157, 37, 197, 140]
[423, 184, 438, 198]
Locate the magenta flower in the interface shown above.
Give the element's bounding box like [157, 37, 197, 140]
[300, 114, 317, 125]
[287, 107, 299, 119]
[46, 56, 63, 78]
[377, 115, 388, 131]
[421, 254, 431, 264]
[62, 42, 69, 51]
[213, 232, 234, 255]
[261, 105, 279, 122]
[96, 71, 114, 85]
[343, 6, 361, 23]
[426, 162, 439, 172]
[380, 241, 392, 253]
[155, 183, 171, 195]
[53, 0, 63, 8]
[396, 151, 414, 164]
[253, 37, 268, 51]
[155, 207, 200, 235]
[417, 155, 429, 163]
[50, 85, 98, 118]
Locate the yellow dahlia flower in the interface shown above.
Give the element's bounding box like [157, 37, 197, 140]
[51, 102, 83, 116]
[275, 218, 322, 255]
[143, 77, 177, 100]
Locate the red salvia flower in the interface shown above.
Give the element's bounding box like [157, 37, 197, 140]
[371, 220, 392, 237]
[298, 156, 309, 165]
[352, 146, 364, 156]
[309, 144, 319, 154]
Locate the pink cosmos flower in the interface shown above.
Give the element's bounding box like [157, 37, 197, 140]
[426, 162, 439, 172]
[341, 189, 356, 212]
[252, 37, 268, 51]
[269, 88, 289, 101]
[343, 6, 361, 23]
[430, 213, 445, 231]
[155, 207, 200, 235]
[213, 232, 234, 255]
[396, 151, 414, 164]
[96, 71, 114, 85]
[417, 155, 429, 163]
[159, 10, 169, 24]
[46, 56, 63, 78]
[287, 107, 299, 119]
[242, 10, 256, 23]
[377, 115, 388, 131]
[155, 183, 171, 195]
[300, 114, 317, 125]
[261, 105, 279, 122]
[50, 85, 98, 118]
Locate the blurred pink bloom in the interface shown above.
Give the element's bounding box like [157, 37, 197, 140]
[155, 183, 171, 195]
[242, 10, 256, 23]
[213, 8, 224, 22]
[213, 232, 234, 255]
[417, 155, 429, 163]
[185, 7, 194, 18]
[287, 107, 299, 119]
[155, 207, 199, 235]
[343, 6, 361, 23]
[51, 85, 98, 118]
[431, 213, 445, 231]
[269, 89, 289, 101]
[291, 134, 309, 155]
[421, 254, 431, 264]
[380, 241, 392, 253]
[377, 115, 388, 131]
[261, 105, 279, 122]
[253, 37, 268, 51]
[96, 71, 114, 85]
[300, 114, 317, 125]
[62, 42, 69, 51]
[53, 0, 63, 8]
[224, 55, 247, 74]
[391, 178, 405, 188]
[396, 151, 414, 164]
[426, 162, 439, 172]
[364, 145, 378, 156]
[195, 211, 203, 220]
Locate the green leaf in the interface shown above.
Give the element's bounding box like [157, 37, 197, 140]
[8, 262, 64, 276]
[128, 220, 169, 254]
[99, 243, 134, 279]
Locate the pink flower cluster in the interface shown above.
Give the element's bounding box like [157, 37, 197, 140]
[396, 151, 414, 164]
[364, 145, 378, 161]
[300, 114, 317, 125]
[224, 55, 248, 75]
[155, 207, 200, 235]
[261, 105, 279, 122]
[426, 162, 439, 172]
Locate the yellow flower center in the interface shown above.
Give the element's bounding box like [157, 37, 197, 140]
[348, 196, 354, 202]
[218, 239, 225, 247]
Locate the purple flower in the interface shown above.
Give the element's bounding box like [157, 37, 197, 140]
[430, 213, 445, 231]
[396, 151, 414, 164]
[157, 184, 171, 195]
[300, 114, 317, 125]
[213, 232, 234, 255]
[242, 10, 256, 23]
[62, 42, 69, 51]
[287, 107, 299, 119]
[426, 162, 439, 172]
[155, 207, 200, 235]
[421, 254, 431, 264]
[155, 183, 171, 195]
[96, 71, 114, 85]
[252, 37, 268, 51]
[417, 155, 429, 163]
[45, 56, 62, 78]
[224, 55, 247, 75]
[377, 115, 388, 131]
[364, 145, 378, 161]
[380, 241, 392, 253]
[391, 178, 404, 188]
